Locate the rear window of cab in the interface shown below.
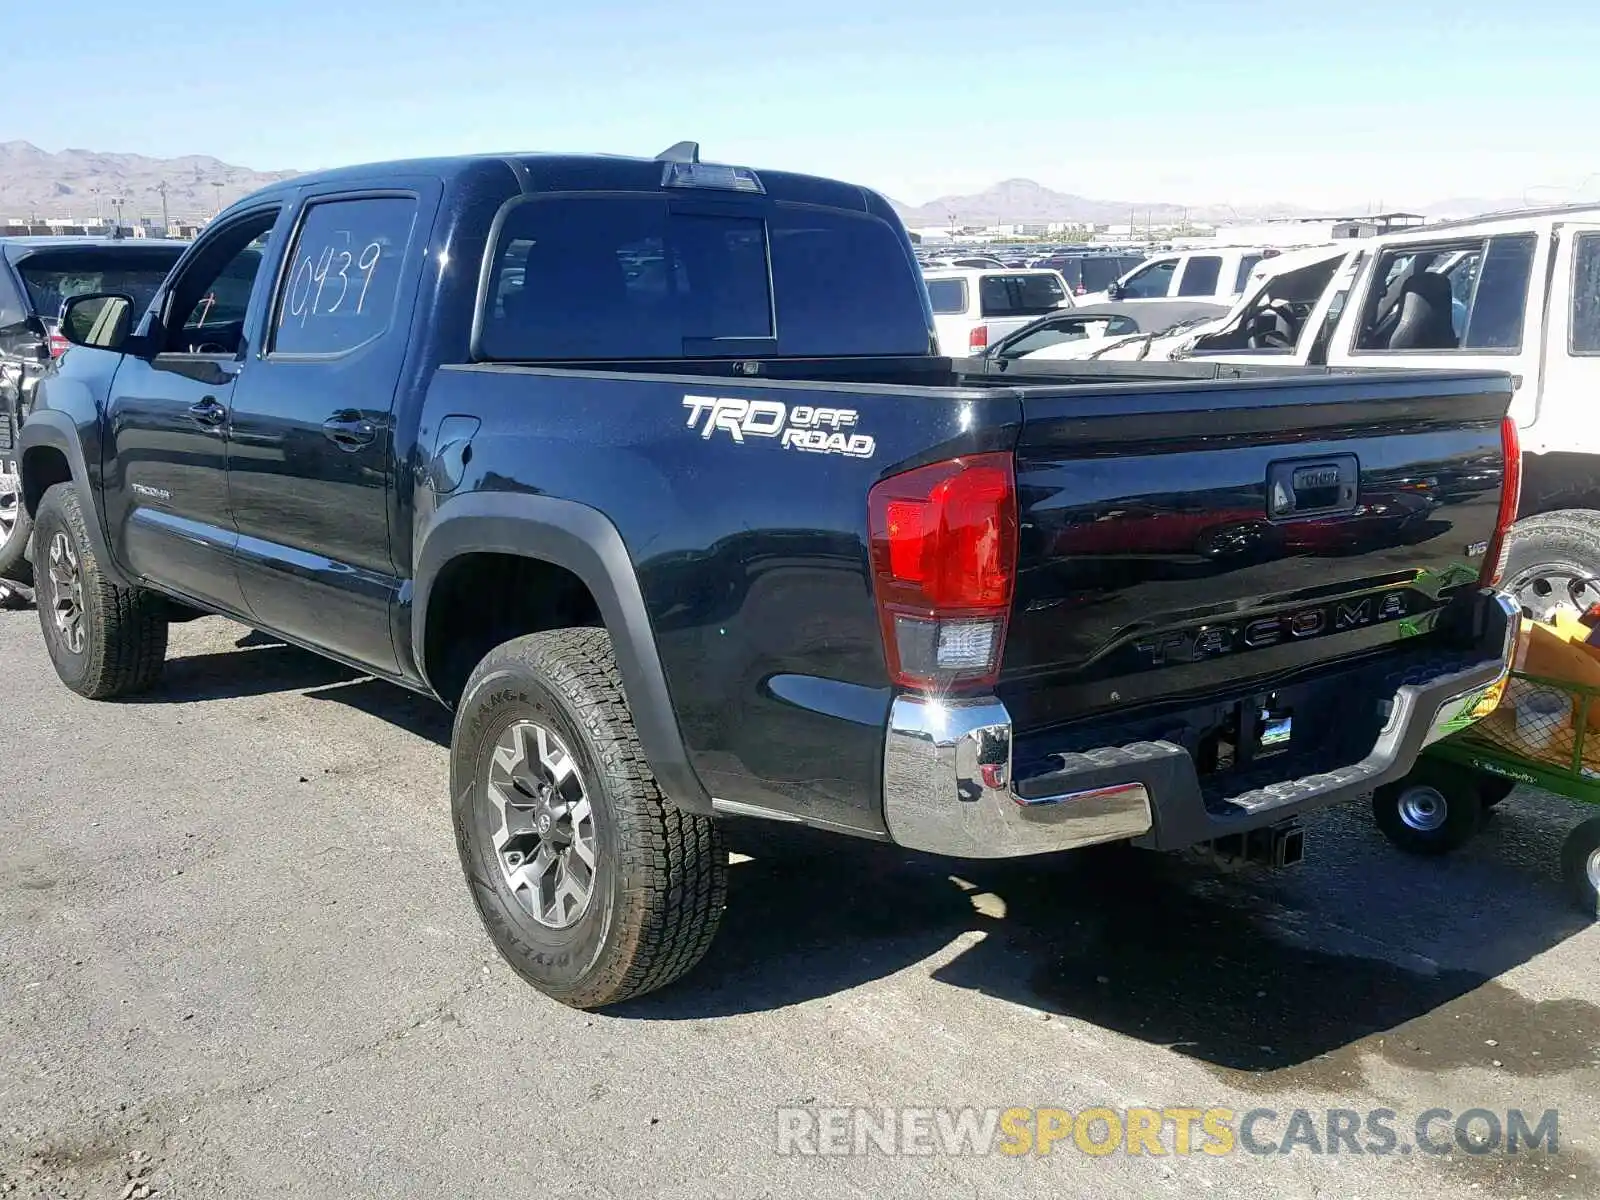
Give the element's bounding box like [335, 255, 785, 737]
[477, 194, 933, 359]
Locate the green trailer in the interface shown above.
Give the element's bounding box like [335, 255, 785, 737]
[1372, 668, 1600, 916]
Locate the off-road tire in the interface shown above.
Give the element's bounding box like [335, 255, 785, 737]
[0, 457, 29, 587]
[1372, 759, 1486, 856]
[451, 627, 727, 1008]
[31, 484, 168, 699]
[1500, 509, 1600, 622]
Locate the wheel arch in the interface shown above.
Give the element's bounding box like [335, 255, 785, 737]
[413, 491, 712, 815]
[16, 411, 131, 586]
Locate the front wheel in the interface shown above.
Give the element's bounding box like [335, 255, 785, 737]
[1372, 760, 1486, 856]
[0, 459, 31, 587]
[450, 628, 727, 1008]
[1560, 817, 1600, 919]
[31, 484, 168, 699]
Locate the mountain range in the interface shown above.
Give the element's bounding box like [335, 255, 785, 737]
[0, 142, 1532, 227]
[0, 141, 295, 222]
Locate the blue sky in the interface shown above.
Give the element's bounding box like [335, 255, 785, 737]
[9, 0, 1599, 209]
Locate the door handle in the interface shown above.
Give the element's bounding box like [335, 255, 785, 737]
[322, 413, 377, 450]
[188, 397, 227, 427]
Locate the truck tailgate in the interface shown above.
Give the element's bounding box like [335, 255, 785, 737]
[1000, 371, 1513, 734]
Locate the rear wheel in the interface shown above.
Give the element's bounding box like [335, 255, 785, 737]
[1372, 760, 1486, 856]
[1560, 817, 1600, 919]
[451, 627, 726, 1008]
[1500, 510, 1600, 624]
[31, 485, 168, 699]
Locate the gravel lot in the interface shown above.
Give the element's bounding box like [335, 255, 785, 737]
[2, 610, 1598, 1199]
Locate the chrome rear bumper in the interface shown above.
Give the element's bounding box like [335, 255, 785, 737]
[881, 592, 1519, 859]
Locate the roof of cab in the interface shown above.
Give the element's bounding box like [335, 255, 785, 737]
[234, 151, 889, 216]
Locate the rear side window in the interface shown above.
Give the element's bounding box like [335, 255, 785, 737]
[1572, 233, 1600, 354]
[1177, 256, 1223, 297]
[1462, 234, 1536, 350]
[926, 278, 968, 314]
[978, 273, 1066, 317]
[273, 196, 418, 356]
[14, 247, 182, 322]
[480, 196, 930, 359]
[1077, 258, 1124, 293]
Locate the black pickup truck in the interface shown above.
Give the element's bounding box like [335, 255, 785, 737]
[20, 145, 1519, 1008]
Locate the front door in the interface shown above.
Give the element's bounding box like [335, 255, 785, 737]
[103, 209, 282, 612]
[226, 190, 427, 674]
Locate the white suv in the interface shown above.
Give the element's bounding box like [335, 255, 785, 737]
[1081, 247, 1272, 306]
[922, 268, 1072, 355]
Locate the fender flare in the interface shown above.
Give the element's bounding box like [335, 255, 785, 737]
[16, 410, 132, 587]
[413, 491, 713, 816]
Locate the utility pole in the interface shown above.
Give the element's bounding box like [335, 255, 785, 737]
[156, 181, 170, 233]
[212, 181, 224, 215]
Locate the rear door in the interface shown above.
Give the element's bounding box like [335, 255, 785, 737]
[226, 184, 435, 673]
[1531, 223, 1600, 459]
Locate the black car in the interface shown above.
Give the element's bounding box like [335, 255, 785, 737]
[1, 237, 186, 586]
[1034, 252, 1146, 296]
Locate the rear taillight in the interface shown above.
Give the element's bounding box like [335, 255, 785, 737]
[968, 325, 988, 354]
[868, 452, 1018, 691]
[48, 330, 68, 358]
[1482, 416, 1522, 586]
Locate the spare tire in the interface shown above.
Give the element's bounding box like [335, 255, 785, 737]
[1499, 509, 1600, 624]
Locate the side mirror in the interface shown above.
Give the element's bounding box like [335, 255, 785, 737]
[1105, 281, 1123, 301]
[59, 293, 134, 352]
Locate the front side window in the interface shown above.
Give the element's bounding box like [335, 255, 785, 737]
[1572, 233, 1600, 354]
[1177, 256, 1223, 297]
[272, 196, 419, 357]
[1119, 259, 1175, 299]
[1356, 242, 1480, 352]
[926, 278, 969, 314]
[1234, 254, 1264, 293]
[159, 209, 280, 355]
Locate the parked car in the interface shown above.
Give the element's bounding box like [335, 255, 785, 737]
[1084, 245, 1356, 364]
[1080, 246, 1275, 306]
[923, 267, 1072, 353]
[984, 300, 1230, 362]
[923, 255, 1007, 269]
[23, 145, 1517, 1010]
[0, 236, 187, 589]
[1032, 252, 1147, 297]
[1145, 206, 1600, 624]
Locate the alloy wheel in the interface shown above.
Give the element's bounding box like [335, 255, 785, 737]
[485, 719, 598, 929]
[46, 531, 85, 654]
[0, 469, 17, 544]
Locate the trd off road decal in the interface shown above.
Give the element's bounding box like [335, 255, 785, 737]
[682, 395, 876, 459]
